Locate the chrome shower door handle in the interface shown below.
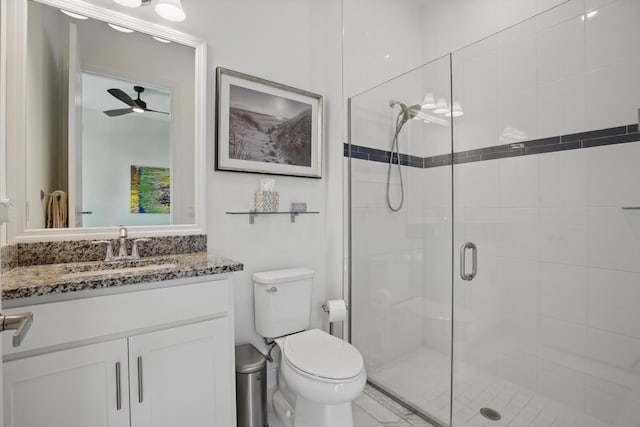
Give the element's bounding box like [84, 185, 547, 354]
[460, 242, 477, 281]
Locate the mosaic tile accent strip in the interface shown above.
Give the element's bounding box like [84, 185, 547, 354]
[347, 123, 640, 168]
[15, 234, 207, 267]
[0, 244, 18, 270]
[345, 144, 425, 168]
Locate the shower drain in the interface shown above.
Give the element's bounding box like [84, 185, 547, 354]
[480, 407, 502, 421]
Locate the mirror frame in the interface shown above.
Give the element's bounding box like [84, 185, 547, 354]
[1, 0, 207, 242]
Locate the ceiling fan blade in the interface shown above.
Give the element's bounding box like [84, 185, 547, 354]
[145, 108, 170, 115]
[104, 108, 134, 117]
[107, 88, 136, 107]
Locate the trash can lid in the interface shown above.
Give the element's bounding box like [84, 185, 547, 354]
[235, 343, 266, 373]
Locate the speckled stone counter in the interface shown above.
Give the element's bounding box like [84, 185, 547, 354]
[2, 253, 243, 301]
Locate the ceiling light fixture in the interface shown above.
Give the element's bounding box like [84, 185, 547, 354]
[155, 0, 186, 22]
[108, 23, 135, 33]
[445, 101, 464, 118]
[152, 36, 172, 44]
[421, 92, 437, 110]
[113, 0, 142, 7]
[60, 9, 89, 19]
[112, 0, 186, 22]
[433, 98, 449, 115]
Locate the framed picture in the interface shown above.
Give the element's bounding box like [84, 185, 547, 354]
[130, 165, 171, 214]
[215, 67, 323, 178]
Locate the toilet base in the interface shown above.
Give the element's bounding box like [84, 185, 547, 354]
[294, 395, 354, 427]
[272, 388, 355, 427]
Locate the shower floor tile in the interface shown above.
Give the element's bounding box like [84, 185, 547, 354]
[368, 346, 612, 427]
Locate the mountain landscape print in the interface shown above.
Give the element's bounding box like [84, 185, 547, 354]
[228, 84, 312, 166]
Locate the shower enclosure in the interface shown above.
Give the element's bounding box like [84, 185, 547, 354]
[348, 1, 640, 426]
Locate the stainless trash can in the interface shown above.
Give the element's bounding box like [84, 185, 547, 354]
[236, 344, 268, 427]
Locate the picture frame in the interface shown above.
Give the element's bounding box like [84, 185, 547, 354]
[215, 67, 323, 178]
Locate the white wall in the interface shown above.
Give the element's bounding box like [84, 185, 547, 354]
[196, 0, 344, 359]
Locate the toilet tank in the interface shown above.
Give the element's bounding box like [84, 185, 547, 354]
[253, 268, 314, 339]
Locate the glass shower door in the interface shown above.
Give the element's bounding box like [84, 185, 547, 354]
[451, 1, 640, 425]
[349, 55, 453, 425]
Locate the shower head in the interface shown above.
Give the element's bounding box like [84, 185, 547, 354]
[403, 104, 422, 121]
[389, 100, 423, 123]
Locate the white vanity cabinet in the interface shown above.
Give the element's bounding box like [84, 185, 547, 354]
[4, 339, 130, 427]
[128, 318, 232, 427]
[2, 277, 235, 427]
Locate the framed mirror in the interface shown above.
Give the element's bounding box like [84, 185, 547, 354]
[2, 0, 206, 242]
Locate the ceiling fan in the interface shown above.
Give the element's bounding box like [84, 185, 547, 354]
[104, 85, 169, 117]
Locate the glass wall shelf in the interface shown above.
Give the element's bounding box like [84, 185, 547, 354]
[226, 211, 319, 224]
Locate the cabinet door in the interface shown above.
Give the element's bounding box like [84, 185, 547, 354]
[4, 339, 130, 427]
[129, 319, 234, 427]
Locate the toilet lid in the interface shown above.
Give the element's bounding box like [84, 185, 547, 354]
[283, 329, 363, 380]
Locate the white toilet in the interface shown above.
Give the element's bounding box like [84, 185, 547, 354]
[253, 268, 366, 427]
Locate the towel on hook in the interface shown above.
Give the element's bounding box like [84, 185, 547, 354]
[46, 190, 68, 228]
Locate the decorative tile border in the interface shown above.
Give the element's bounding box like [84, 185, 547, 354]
[346, 123, 640, 168]
[10, 234, 207, 267]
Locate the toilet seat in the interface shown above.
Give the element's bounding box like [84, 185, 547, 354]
[282, 329, 364, 381]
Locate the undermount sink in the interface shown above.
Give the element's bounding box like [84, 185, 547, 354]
[60, 258, 179, 279]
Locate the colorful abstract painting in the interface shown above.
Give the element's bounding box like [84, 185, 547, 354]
[130, 166, 170, 214]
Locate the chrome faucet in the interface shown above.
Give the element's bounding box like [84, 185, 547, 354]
[118, 226, 128, 258]
[93, 227, 150, 262]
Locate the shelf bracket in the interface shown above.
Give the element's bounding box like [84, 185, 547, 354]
[249, 211, 257, 224]
[290, 212, 299, 223]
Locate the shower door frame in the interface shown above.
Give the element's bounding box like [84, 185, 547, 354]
[346, 53, 456, 427]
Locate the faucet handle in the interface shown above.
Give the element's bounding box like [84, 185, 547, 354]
[131, 238, 151, 259]
[92, 240, 114, 261]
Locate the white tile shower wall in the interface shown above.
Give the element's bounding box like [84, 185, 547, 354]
[343, 0, 426, 99]
[585, 0, 640, 130]
[420, 166, 452, 357]
[351, 159, 425, 368]
[348, 59, 450, 158]
[451, 0, 640, 152]
[347, 0, 640, 424]
[452, 139, 640, 423]
[343, 0, 567, 100]
[344, 0, 569, 357]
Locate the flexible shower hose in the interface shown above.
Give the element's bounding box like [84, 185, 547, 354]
[386, 110, 408, 212]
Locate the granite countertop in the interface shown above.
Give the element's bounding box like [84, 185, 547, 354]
[1, 253, 243, 301]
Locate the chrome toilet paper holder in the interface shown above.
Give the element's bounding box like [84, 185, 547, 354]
[322, 302, 350, 336]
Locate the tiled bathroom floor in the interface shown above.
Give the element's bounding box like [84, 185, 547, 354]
[266, 384, 437, 427]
